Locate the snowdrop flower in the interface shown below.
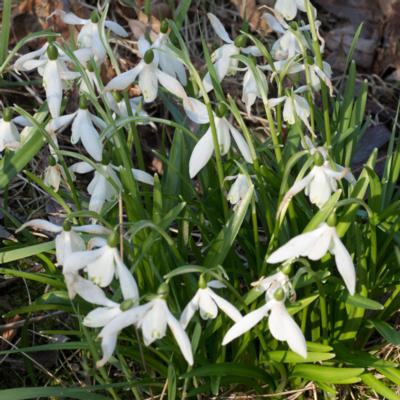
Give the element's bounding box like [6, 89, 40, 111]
[203, 13, 262, 92]
[43, 157, 64, 191]
[242, 65, 269, 115]
[274, 0, 314, 21]
[180, 279, 242, 328]
[20, 43, 81, 118]
[96, 285, 193, 367]
[223, 275, 307, 358]
[64, 231, 125, 287]
[268, 88, 312, 132]
[56, 10, 128, 64]
[267, 220, 356, 295]
[308, 60, 333, 95]
[278, 154, 353, 216]
[0, 109, 31, 151]
[183, 97, 252, 178]
[79, 62, 101, 94]
[105, 37, 189, 105]
[47, 96, 105, 161]
[226, 174, 252, 208]
[152, 20, 187, 85]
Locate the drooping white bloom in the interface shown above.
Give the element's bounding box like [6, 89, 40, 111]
[223, 273, 307, 358]
[183, 97, 252, 178]
[55, 10, 129, 64]
[47, 102, 106, 161]
[96, 297, 194, 367]
[180, 280, 242, 328]
[278, 160, 351, 214]
[267, 222, 356, 295]
[226, 174, 252, 207]
[242, 65, 269, 115]
[64, 236, 127, 287]
[105, 37, 189, 105]
[274, 0, 311, 21]
[203, 13, 262, 92]
[153, 29, 187, 85]
[0, 114, 31, 151]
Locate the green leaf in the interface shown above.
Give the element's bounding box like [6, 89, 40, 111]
[372, 320, 400, 345]
[267, 350, 335, 363]
[293, 365, 364, 383]
[0, 267, 63, 289]
[181, 362, 273, 384]
[204, 185, 254, 267]
[0, 240, 55, 263]
[174, 0, 192, 30]
[361, 373, 400, 400]
[167, 363, 177, 400]
[0, 341, 89, 356]
[345, 294, 384, 310]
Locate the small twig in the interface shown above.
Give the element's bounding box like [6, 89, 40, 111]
[0, 311, 65, 332]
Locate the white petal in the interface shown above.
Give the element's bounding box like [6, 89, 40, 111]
[183, 97, 209, 124]
[202, 48, 233, 92]
[13, 44, 48, 72]
[114, 252, 139, 301]
[241, 46, 262, 57]
[18, 59, 47, 71]
[180, 292, 200, 329]
[73, 224, 111, 235]
[141, 299, 167, 345]
[330, 232, 356, 295]
[268, 300, 307, 358]
[57, 10, 88, 25]
[275, 0, 297, 20]
[262, 13, 286, 34]
[307, 167, 333, 208]
[189, 128, 214, 178]
[84, 307, 121, 328]
[283, 97, 296, 125]
[105, 20, 129, 37]
[105, 63, 143, 91]
[138, 36, 151, 58]
[228, 123, 253, 163]
[139, 65, 158, 103]
[12, 116, 32, 127]
[64, 247, 104, 273]
[74, 276, 119, 307]
[207, 13, 233, 44]
[167, 309, 194, 365]
[16, 219, 62, 233]
[86, 246, 116, 287]
[131, 169, 154, 185]
[267, 224, 329, 263]
[43, 60, 63, 118]
[198, 290, 218, 320]
[88, 175, 108, 214]
[307, 227, 333, 260]
[207, 280, 226, 289]
[47, 113, 76, 133]
[69, 161, 94, 174]
[56, 230, 85, 265]
[156, 69, 189, 104]
[222, 304, 270, 345]
[208, 288, 242, 322]
[216, 118, 231, 156]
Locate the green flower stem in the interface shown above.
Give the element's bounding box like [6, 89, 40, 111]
[264, 105, 283, 168]
[306, 0, 332, 146]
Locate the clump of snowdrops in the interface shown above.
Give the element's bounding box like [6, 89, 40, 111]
[0, 0, 399, 398]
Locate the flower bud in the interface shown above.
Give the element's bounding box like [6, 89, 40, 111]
[313, 151, 324, 166]
[160, 20, 169, 34]
[90, 10, 99, 23]
[274, 288, 285, 301]
[144, 49, 154, 64]
[47, 43, 58, 60]
[216, 102, 228, 118]
[107, 230, 119, 247]
[234, 34, 247, 48]
[326, 213, 337, 227]
[3, 108, 12, 122]
[79, 95, 88, 110]
[120, 299, 135, 311]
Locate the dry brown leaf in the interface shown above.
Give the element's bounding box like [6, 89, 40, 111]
[229, 0, 271, 34]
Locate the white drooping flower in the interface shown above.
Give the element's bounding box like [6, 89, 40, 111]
[267, 222, 356, 295]
[203, 13, 262, 92]
[55, 10, 128, 64]
[46, 98, 106, 161]
[70, 161, 153, 214]
[274, 0, 314, 21]
[223, 273, 307, 358]
[96, 296, 194, 367]
[105, 37, 189, 105]
[226, 174, 252, 207]
[183, 97, 252, 178]
[242, 65, 269, 115]
[180, 280, 242, 328]
[0, 111, 31, 151]
[64, 234, 127, 287]
[152, 24, 187, 85]
[18, 43, 81, 118]
[43, 161, 63, 192]
[278, 158, 352, 215]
